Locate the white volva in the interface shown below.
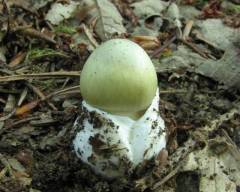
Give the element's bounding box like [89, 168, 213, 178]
[73, 89, 166, 178]
[73, 39, 166, 178]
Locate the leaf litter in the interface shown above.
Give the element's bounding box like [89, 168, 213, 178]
[0, 0, 240, 192]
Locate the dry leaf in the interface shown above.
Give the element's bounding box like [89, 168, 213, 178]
[131, 0, 167, 19]
[200, 0, 223, 19]
[45, 1, 79, 25]
[94, 0, 126, 40]
[15, 101, 39, 116]
[131, 35, 159, 50]
[9, 52, 26, 68]
[196, 48, 240, 90]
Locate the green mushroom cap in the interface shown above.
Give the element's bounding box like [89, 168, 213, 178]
[80, 39, 158, 119]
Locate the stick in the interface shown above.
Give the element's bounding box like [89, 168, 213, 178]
[0, 71, 80, 82]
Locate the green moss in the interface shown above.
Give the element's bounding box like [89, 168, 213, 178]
[224, 3, 240, 14]
[54, 25, 77, 35]
[26, 48, 68, 61]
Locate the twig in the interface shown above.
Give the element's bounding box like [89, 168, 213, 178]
[56, 90, 80, 97]
[182, 20, 194, 40]
[26, 82, 58, 111]
[160, 89, 187, 94]
[30, 119, 59, 127]
[14, 27, 56, 44]
[61, 78, 71, 89]
[192, 30, 218, 49]
[0, 71, 80, 82]
[180, 38, 208, 58]
[2, 116, 40, 130]
[0, 109, 16, 122]
[192, 29, 224, 60]
[151, 35, 177, 58]
[152, 165, 181, 190]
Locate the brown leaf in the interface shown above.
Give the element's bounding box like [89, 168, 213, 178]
[224, 14, 240, 28]
[15, 101, 39, 116]
[9, 52, 26, 68]
[131, 36, 159, 50]
[200, 0, 223, 19]
[75, 4, 96, 23]
[112, 0, 138, 26]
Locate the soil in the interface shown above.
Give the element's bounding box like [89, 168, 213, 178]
[1, 71, 239, 192]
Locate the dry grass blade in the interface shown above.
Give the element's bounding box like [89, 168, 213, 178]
[45, 86, 80, 100]
[221, 129, 240, 162]
[18, 87, 28, 106]
[0, 71, 80, 82]
[82, 24, 99, 48]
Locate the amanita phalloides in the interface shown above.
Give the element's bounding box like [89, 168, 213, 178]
[73, 39, 166, 178]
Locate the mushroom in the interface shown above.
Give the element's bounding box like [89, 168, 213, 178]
[73, 39, 166, 178]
